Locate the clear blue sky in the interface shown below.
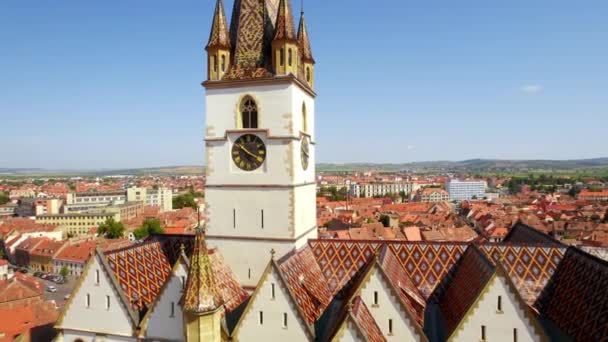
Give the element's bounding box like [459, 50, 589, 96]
[1, 0, 607, 169]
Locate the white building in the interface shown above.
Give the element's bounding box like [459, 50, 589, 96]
[126, 186, 173, 212]
[64, 191, 126, 213]
[349, 182, 415, 198]
[446, 179, 487, 201]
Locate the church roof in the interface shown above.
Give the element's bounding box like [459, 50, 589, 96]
[206, 0, 231, 50]
[182, 229, 224, 313]
[273, 0, 296, 41]
[104, 241, 172, 310]
[503, 221, 564, 246]
[349, 296, 386, 342]
[429, 245, 495, 339]
[536, 246, 608, 341]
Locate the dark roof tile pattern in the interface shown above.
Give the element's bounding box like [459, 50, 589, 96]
[432, 245, 495, 338]
[536, 247, 608, 341]
[503, 221, 563, 246]
[351, 296, 386, 342]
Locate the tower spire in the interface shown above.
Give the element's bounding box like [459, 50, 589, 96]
[297, 7, 315, 88]
[206, 0, 230, 50]
[273, 0, 297, 41]
[182, 226, 223, 314]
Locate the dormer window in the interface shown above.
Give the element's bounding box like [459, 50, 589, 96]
[240, 97, 258, 129]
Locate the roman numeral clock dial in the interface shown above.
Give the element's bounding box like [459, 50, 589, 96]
[231, 134, 266, 171]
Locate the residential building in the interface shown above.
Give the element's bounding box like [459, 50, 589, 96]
[34, 198, 63, 216]
[416, 188, 450, 202]
[52, 241, 96, 276]
[28, 239, 67, 273]
[446, 179, 487, 201]
[64, 191, 126, 213]
[127, 186, 173, 212]
[350, 182, 414, 198]
[36, 212, 119, 237]
[0, 203, 17, 217]
[578, 190, 608, 202]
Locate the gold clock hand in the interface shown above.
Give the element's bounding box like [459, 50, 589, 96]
[237, 143, 258, 159]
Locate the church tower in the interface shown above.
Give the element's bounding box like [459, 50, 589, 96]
[203, 0, 317, 287]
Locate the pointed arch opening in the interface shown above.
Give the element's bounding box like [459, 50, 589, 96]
[301, 102, 308, 133]
[240, 96, 258, 129]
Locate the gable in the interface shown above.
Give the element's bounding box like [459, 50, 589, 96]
[336, 320, 366, 342]
[358, 267, 424, 341]
[233, 264, 311, 341]
[142, 261, 188, 341]
[450, 273, 545, 341]
[57, 254, 134, 336]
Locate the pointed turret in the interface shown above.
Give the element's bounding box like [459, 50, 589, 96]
[183, 227, 224, 342]
[206, 0, 231, 81]
[272, 0, 299, 76]
[297, 10, 315, 88]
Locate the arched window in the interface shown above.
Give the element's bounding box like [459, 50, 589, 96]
[221, 55, 226, 72]
[240, 97, 258, 129]
[306, 67, 311, 82]
[212, 55, 218, 72]
[288, 48, 293, 66]
[301, 102, 307, 132]
[279, 48, 284, 66]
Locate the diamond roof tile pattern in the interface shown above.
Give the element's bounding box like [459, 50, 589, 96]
[207, 0, 231, 49]
[104, 242, 172, 309]
[183, 231, 224, 313]
[208, 249, 249, 313]
[479, 244, 566, 305]
[536, 247, 608, 341]
[278, 246, 333, 324]
[273, 0, 296, 41]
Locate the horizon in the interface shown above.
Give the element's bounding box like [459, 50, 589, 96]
[2, 0, 607, 168]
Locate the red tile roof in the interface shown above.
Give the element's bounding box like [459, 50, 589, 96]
[54, 241, 96, 263]
[350, 296, 386, 342]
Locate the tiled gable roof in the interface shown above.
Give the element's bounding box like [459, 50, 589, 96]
[350, 296, 386, 342]
[536, 246, 608, 340]
[479, 244, 565, 305]
[104, 242, 172, 309]
[208, 249, 249, 313]
[278, 246, 333, 324]
[378, 247, 426, 326]
[430, 245, 495, 338]
[503, 221, 563, 246]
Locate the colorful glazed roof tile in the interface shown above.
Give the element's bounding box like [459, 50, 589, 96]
[206, 0, 231, 50]
[229, 0, 272, 71]
[278, 247, 333, 324]
[430, 245, 495, 339]
[297, 12, 314, 63]
[182, 229, 224, 313]
[273, 0, 296, 41]
[378, 246, 426, 325]
[208, 249, 249, 313]
[479, 244, 565, 305]
[350, 296, 386, 342]
[309, 240, 382, 294]
[387, 242, 467, 298]
[104, 241, 172, 309]
[536, 247, 608, 340]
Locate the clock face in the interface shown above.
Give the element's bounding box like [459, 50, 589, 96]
[301, 137, 310, 170]
[232, 134, 266, 171]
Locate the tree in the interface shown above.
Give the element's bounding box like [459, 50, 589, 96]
[97, 218, 125, 239]
[173, 192, 197, 210]
[133, 218, 164, 240]
[471, 195, 478, 200]
[379, 214, 390, 228]
[0, 192, 9, 205]
[60, 265, 69, 277]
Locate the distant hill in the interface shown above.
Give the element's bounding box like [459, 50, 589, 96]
[317, 158, 608, 172]
[2, 158, 608, 177]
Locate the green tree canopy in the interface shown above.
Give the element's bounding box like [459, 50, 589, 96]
[379, 214, 390, 228]
[173, 192, 197, 210]
[97, 218, 125, 239]
[0, 192, 9, 205]
[133, 218, 164, 240]
[60, 265, 69, 277]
